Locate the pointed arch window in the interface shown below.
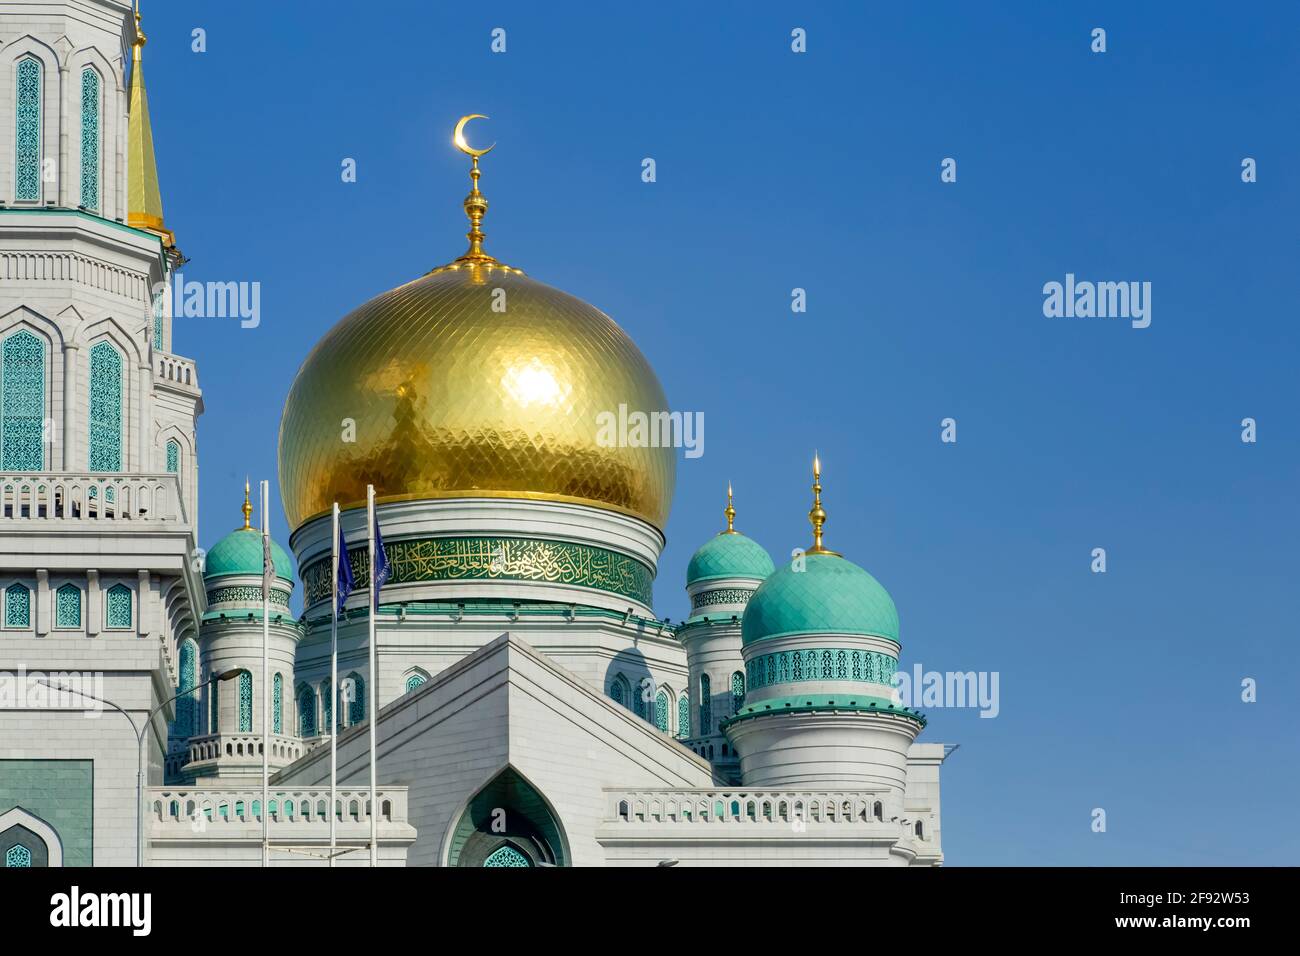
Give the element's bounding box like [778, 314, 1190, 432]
[54, 583, 81, 628]
[4, 584, 31, 628]
[210, 677, 219, 733]
[404, 671, 428, 694]
[699, 674, 712, 736]
[237, 671, 252, 732]
[654, 690, 669, 733]
[88, 341, 123, 472]
[321, 678, 332, 733]
[105, 583, 131, 628]
[1, 330, 46, 472]
[79, 68, 100, 210]
[346, 672, 365, 725]
[165, 439, 179, 474]
[731, 671, 745, 714]
[176, 639, 197, 737]
[15, 58, 41, 201]
[677, 695, 690, 738]
[297, 686, 315, 737]
[609, 674, 627, 709]
[272, 673, 282, 735]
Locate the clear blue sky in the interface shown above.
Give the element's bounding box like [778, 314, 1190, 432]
[147, 1, 1299, 865]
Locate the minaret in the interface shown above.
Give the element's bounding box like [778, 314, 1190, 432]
[679, 483, 775, 781]
[181, 487, 302, 783]
[0, 0, 209, 864]
[725, 455, 925, 799]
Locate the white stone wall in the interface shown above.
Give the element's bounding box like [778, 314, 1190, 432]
[277, 634, 715, 867]
[0, 647, 170, 866]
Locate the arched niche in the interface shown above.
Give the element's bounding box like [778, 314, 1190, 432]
[444, 766, 568, 868]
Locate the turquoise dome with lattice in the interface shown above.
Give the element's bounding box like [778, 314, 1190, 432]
[687, 532, 775, 586]
[741, 552, 898, 646]
[204, 528, 294, 583]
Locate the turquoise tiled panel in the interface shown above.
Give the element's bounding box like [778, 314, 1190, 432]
[0, 759, 94, 866]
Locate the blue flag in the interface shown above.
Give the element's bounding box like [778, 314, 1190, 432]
[336, 523, 354, 616]
[372, 513, 391, 608]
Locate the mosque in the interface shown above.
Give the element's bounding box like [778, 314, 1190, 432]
[0, 0, 949, 867]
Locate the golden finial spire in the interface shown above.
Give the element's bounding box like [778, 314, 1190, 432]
[132, 7, 145, 55]
[127, 4, 173, 246]
[453, 114, 497, 264]
[807, 452, 840, 556]
[239, 477, 253, 531]
[723, 481, 737, 533]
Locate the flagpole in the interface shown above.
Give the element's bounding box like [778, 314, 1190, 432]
[367, 484, 378, 867]
[330, 502, 339, 867]
[260, 480, 270, 868]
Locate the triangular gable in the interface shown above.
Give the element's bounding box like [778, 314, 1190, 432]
[275, 633, 714, 865]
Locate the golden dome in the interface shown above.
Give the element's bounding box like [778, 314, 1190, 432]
[277, 259, 676, 532]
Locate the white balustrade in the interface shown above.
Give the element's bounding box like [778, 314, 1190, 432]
[0, 472, 186, 524]
[185, 732, 305, 766]
[156, 352, 199, 390]
[605, 788, 896, 826]
[147, 787, 409, 826]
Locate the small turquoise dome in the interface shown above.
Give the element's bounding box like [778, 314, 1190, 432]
[205, 528, 294, 583]
[687, 532, 776, 586]
[741, 552, 898, 646]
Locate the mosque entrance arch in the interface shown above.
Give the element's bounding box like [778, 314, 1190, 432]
[0, 807, 63, 867]
[445, 766, 568, 867]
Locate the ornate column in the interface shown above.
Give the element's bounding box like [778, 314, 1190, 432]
[137, 361, 152, 472]
[86, 569, 100, 637]
[35, 569, 49, 636]
[137, 569, 151, 641]
[62, 344, 78, 470]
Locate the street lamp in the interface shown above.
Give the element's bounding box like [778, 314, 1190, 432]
[38, 667, 243, 867]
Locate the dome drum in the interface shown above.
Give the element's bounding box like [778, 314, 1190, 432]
[724, 709, 923, 792]
[289, 497, 663, 619]
[685, 575, 763, 625]
[739, 632, 901, 710]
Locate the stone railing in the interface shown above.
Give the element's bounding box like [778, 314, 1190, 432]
[156, 351, 199, 391]
[0, 472, 186, 524]
[185, 732, 304, 767]
[606, 789, 899, 826]
[148, 787, 409, 826]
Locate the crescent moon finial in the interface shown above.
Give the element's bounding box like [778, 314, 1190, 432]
[452, 114, 498, 265]
[454, 114, 495, 158]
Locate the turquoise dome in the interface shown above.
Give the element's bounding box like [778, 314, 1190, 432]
[687, 532, 775, 586]
[741, 552, 898, 646]
[205, 528, 295, 583]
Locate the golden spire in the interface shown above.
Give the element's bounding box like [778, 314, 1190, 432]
[127, 7, 173, 246]
[453, 114, 497, 264]
[723, 481, 737, 533]
[239, 477, 253, 531]
[807, 452, 840, 556]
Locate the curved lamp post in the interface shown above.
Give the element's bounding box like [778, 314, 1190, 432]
[38, 667, 243, 867]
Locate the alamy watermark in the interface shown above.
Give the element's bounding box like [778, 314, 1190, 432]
[152, 273, 261, 329]
[0, 667, 104, 715]
[1042, 273, 1151, 329]
[892, 663, 999, 718]
[595, 404, 704, 458]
